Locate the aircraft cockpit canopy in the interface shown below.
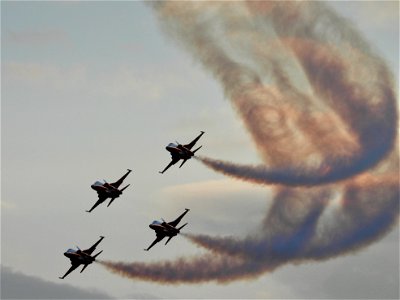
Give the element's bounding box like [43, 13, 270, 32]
[92, 180, 105, 187]
[167, 143, 177, 148]
[66, 248, 77, 253]
[151, 220, 162, 225]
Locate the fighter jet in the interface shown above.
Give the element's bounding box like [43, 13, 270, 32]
[144, 208, 190, 251]
[86, 169, 132, 213]
[159, 131, 205, 174]
[59, 236, 104, 279]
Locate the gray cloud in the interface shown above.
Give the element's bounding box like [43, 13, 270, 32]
[1, 266, 112, 299]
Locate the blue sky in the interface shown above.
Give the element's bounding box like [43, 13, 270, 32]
[2, 1, 399, 299]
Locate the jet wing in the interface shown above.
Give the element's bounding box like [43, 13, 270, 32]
[111, 169, 132, 189]
[59, 263, 79, 279]
[86, 195, 107, 213]
[184, 131, 204, 150]
[159, 156, 180, 174]
[83, 236, 105, 255]
[144, 233, 166, 251]
[168, 208, 190, 228]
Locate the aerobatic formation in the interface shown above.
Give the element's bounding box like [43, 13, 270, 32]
[60, 1, 398, 289]
[59, 132, 200, 278]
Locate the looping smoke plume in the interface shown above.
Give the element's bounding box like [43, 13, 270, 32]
[99, 1, 398, 284]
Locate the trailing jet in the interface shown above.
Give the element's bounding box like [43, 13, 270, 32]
[144, 208, 190, 251]
[159, 131, 205, 174]
[86, 169, 132, 213]
[59, 236, 104, 279]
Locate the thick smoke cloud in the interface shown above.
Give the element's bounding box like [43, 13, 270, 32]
[99, 1, 398, 284]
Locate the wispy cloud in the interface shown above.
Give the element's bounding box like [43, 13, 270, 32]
[163, 178, 268, 199]
[6, 29, 70, 46]
[0, 200, 16, 210]
[4, 62, 182, 101]
[4, 62, 86, 91]
[159, 179, 269, 235]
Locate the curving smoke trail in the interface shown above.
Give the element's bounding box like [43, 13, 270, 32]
[99, 173, 399, 284]
[190, 31, 397, 185]
[147, 1, 397, 186]
[99, 1, 398, 284]
[99, 254, 267, 284]
[185, 173, 399, 261]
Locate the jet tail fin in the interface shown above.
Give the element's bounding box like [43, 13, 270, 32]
[179, 159, 188, 168]
[80, 264, 89, 273]
[120, 184, 130, 192]
[193, 145, 202, 154]
[107, 198, 116, 207]
[165, 236, 174, 245]
[178, 223, 188, 231]
[108, 184, 130, 207]
[93, 250, 103, 260]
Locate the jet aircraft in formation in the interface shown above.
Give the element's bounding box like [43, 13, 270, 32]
[144, 208, 190, 251]
[159, 131, 205, 174]
[86, 169, 132, 213]
[61, 131, 203, 279]
[59, 236, 104, 279]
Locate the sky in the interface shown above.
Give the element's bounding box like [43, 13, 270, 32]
[1, 1, 399, 299]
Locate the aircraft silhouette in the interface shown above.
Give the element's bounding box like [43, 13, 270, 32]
[59, 236, 104, 279]
[87, 169, 132, 213]
[144, 209, 190, 251]
[159, 131, 205, 174]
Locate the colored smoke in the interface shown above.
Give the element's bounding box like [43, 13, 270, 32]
[99, 1, 398, 284]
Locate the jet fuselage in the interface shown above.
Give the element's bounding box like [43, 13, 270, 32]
[91, 182, 122, 198]
[166, 143, 194, 160]
[64, 249, 95, 265]
[149, 222, 180, 237]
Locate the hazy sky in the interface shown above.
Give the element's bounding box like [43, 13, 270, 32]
[2, 1, 399, 299]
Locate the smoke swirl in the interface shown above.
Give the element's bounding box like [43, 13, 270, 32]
[99, 1, 398, 284]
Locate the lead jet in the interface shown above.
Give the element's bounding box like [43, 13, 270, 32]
[159, 131, 205, 174]
[86, 169, 132, 213]
[144, 208, 190, 251]
[59, 236, 104, 279]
